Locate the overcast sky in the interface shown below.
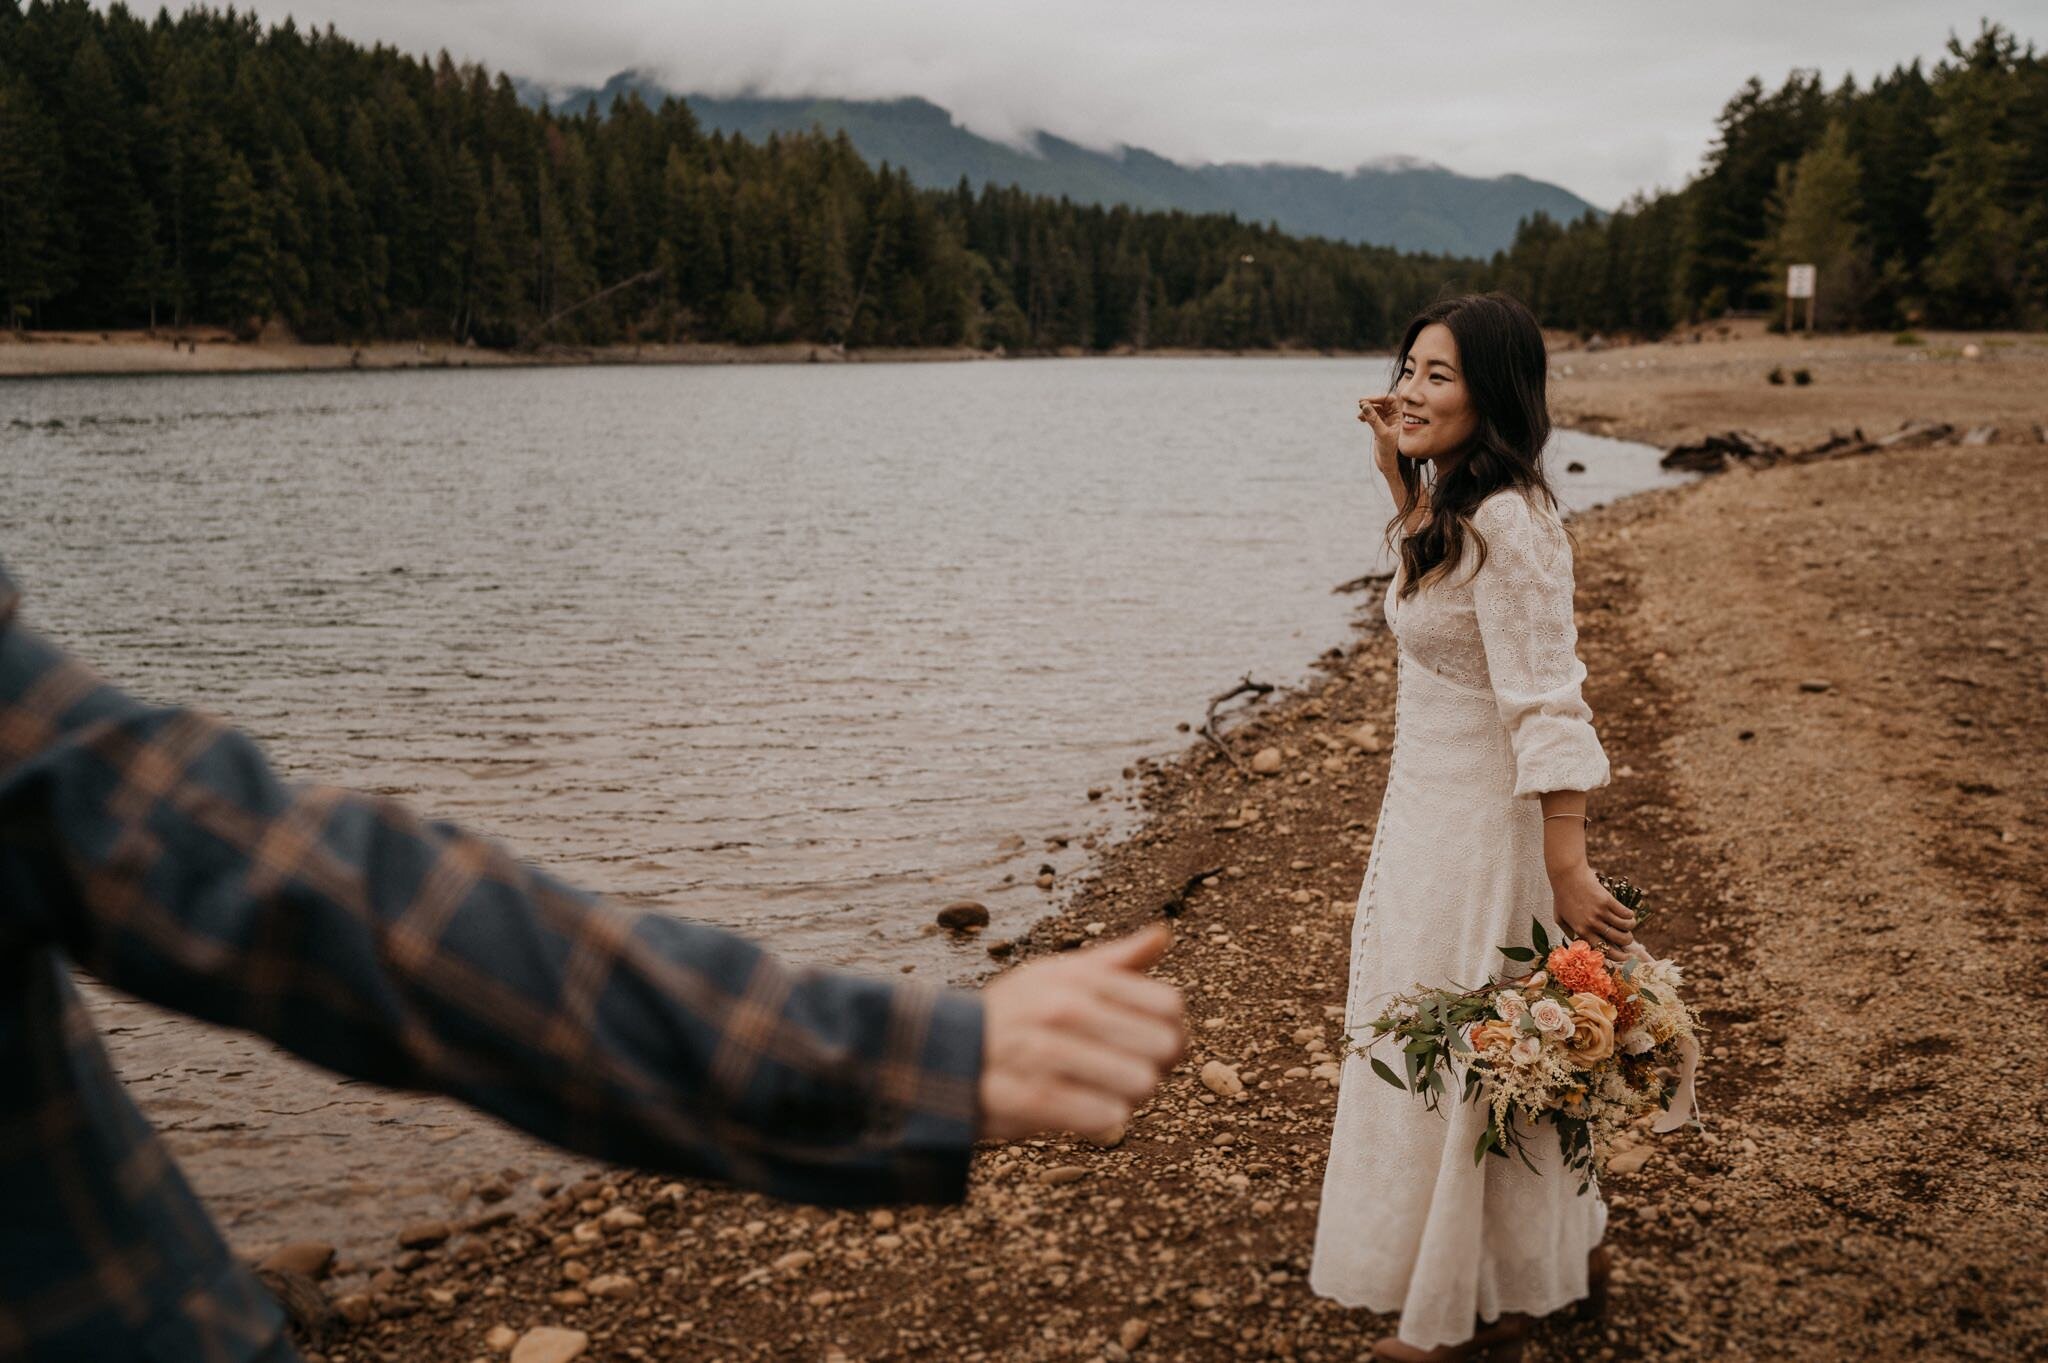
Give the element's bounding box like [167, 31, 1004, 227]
[219, 1, 2039, 207]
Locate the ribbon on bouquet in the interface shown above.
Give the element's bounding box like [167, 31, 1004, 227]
[1651, 1012, 1702, 1134]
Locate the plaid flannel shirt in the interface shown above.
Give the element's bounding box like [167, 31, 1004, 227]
[0, 566, 983, 1362]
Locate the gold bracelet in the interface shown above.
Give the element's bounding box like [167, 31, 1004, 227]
[1542, 812, 1590, 823]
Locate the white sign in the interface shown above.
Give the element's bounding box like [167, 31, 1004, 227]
[1786, 264, 1816, 300]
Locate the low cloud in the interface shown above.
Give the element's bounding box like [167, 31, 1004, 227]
[232, 0, 2014, 208]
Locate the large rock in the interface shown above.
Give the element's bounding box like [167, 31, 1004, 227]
[510, 1326, 590, 1363]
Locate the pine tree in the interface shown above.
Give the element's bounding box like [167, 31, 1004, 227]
[1759, 120, 1872, 329]
[1925, 26, 2028, 326]
[209, 149, 275, 335]
[0, 69, 72, 327]
[56, 35, 145, 324]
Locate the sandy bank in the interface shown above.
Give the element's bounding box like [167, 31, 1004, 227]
[0, 328, 1378, 380]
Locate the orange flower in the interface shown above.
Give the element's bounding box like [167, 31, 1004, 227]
[1467, 1021, 1517, 1054]
[1564, 993, 1618, 1067]
[1547, 940, 1618, 1003]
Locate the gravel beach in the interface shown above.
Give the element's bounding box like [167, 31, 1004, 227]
[62, 327, 2048, 1361]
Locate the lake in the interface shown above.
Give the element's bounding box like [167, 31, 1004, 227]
[4, 356, 1686, 979]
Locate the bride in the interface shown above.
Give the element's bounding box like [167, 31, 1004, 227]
[1309, 292, 1640, 1361]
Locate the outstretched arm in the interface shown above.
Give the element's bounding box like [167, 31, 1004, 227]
[0, 581, 979, 1207]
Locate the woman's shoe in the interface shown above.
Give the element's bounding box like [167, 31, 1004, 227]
[1577, 1243, 1613, 1322]
[1370, 1313, 1531, 1362]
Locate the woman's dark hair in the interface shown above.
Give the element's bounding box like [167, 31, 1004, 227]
[1384, 291, 1561, 599]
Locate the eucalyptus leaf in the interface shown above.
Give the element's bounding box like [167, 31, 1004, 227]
[1370, 1057, 1405, 1090]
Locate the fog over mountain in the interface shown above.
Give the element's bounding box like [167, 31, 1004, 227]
[522, 73, 1603, 258]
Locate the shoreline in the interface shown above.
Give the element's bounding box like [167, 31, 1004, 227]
[287, 417, 2048, 1362]
[0, 329, 1384, 381]
[11, 320, 2043, 387]
[58, 331, 2048, 1359]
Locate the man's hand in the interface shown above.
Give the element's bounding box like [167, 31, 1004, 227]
[977, 924, 1184, 1141]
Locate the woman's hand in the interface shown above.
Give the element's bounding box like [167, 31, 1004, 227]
[1356, 394, 1401, 476]
[1548, 863, 1637, 960]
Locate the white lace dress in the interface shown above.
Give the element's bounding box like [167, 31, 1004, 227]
[1309, 488, 1612, 1349]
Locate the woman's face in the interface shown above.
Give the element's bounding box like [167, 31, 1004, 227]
[1395, 323, 1480, 463]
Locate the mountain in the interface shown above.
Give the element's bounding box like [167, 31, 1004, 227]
[518, 73, 1602, 258]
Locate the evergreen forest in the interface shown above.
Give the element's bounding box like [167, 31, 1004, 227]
[0, 2, 2040, 348]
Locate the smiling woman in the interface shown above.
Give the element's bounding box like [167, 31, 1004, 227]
[1319, 292, 1635, 1359]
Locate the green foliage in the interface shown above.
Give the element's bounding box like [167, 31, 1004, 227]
[1482, 23, 2045, 335]
[8, 2, 2038, 344]
[1760, 121, 1873, 330]
[0, 0, 1461, 349]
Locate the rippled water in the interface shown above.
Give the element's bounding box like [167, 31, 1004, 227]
[3, 358, 1685, 979]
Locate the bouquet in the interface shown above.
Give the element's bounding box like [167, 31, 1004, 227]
[1346, 876, 1701, 1190]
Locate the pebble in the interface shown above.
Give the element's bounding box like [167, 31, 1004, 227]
[936, 901, 990, 931]
[510, 1326, 590, 1363]
[397, 1220, 451, 1250]
[1607, 1147, 1653, 1175]
[546, 1289, 588, 1308]
[485, 1323, 519, 1353]
[598, 1207, 646, 1235]
[868, 1209, 896, 1230]
[1039, 1165, 1091, 1185]
[1251, 748, 1283, 775]
[1798, 678, 1833, 693]
[1120, 1318, 1151, 1351]
[585, 1273, 640, 1299]
[1199, 1062, 1244, 1097]
[258, 1241, 336, 1279]
[772, 1250, 816, 1273]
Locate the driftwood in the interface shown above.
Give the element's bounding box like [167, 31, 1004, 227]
[521, 268, 665, 347]
[1201, 674, 1274, 777]
[1331, 570, 1395, 596]
[1659, 429, 1784, 473]
[1661, 419, 1982, 478]
[1159, 864, 1226, 919]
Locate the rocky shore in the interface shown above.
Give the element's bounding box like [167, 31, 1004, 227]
[133, 330, 2048, 1360]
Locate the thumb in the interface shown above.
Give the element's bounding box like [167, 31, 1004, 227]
[1079, 922, 1172, 974]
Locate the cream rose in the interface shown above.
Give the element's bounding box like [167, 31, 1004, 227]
[1510, 1035, 1543, 1067]
[1528, 997, 1571, 1040]
[1565, 992, 1618, 1067]
[1493, 992, 1529, 1025]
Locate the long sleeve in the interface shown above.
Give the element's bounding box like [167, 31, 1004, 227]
[1468, 491, 1611, 799]
[0, 574, 981, 1210]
